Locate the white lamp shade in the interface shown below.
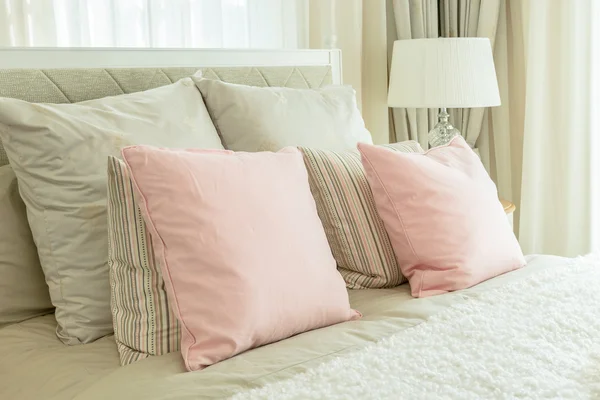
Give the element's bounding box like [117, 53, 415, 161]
[388, 38, 501, 108]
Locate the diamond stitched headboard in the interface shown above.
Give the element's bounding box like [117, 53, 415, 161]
[0, 65, 332, 166]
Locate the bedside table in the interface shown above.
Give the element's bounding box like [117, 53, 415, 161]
[500, 199, 516, 228]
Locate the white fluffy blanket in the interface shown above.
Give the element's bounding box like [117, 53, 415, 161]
[234, 255, 600, 400]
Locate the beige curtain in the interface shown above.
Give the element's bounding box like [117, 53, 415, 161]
[386, 0, 438, 149]
[481, 0, 527, 233]
[387, 0, 501, 151]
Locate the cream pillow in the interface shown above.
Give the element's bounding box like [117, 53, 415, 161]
[193, 77, 373, 152]
[0, 165, 53, 327]
[0, 78, 223, 344]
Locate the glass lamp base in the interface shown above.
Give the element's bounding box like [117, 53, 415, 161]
[428, 109, 460, 147]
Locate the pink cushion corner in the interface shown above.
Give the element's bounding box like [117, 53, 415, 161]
[122, 145, 359, 371]
[358, 136, 525, 298]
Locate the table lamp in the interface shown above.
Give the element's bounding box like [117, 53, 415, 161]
[388, 38, 501, 147]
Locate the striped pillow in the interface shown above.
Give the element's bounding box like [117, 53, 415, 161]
[107, 156, 179, 365]
[299, 141, 424, 289]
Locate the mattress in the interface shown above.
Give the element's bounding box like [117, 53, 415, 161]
[0, 254, 566, 400]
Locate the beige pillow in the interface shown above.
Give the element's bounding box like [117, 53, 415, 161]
[193, 77, 373, 152]
[0, 165, 53, 327]
[0, 78, 223, 344]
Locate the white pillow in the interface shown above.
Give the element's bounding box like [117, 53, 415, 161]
[0, 77, 223, 344]
[193, 77, 373, 152]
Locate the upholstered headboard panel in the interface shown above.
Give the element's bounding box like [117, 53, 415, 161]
[0, 65, 332, 166]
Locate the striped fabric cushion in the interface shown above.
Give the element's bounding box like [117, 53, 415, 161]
[299, 141, 424, 289]
[107, 156, 179, 365]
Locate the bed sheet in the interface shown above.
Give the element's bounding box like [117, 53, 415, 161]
[0, 254, 567, 400]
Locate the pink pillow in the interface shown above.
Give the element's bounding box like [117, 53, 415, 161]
[122, 146, 359, 371]
[358, 137, 525, 297]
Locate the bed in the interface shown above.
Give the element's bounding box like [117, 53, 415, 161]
[0, 48, 598, 400]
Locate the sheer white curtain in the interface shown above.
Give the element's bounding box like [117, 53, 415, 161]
[0, 0, 308, 48]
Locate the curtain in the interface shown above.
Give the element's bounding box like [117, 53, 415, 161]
[0, 0, 307, 48]
[484, 0, 600, 256]
[387, 0, 501, 151]
[483, 0, 528, 237]
[491, 0, 600, 256]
